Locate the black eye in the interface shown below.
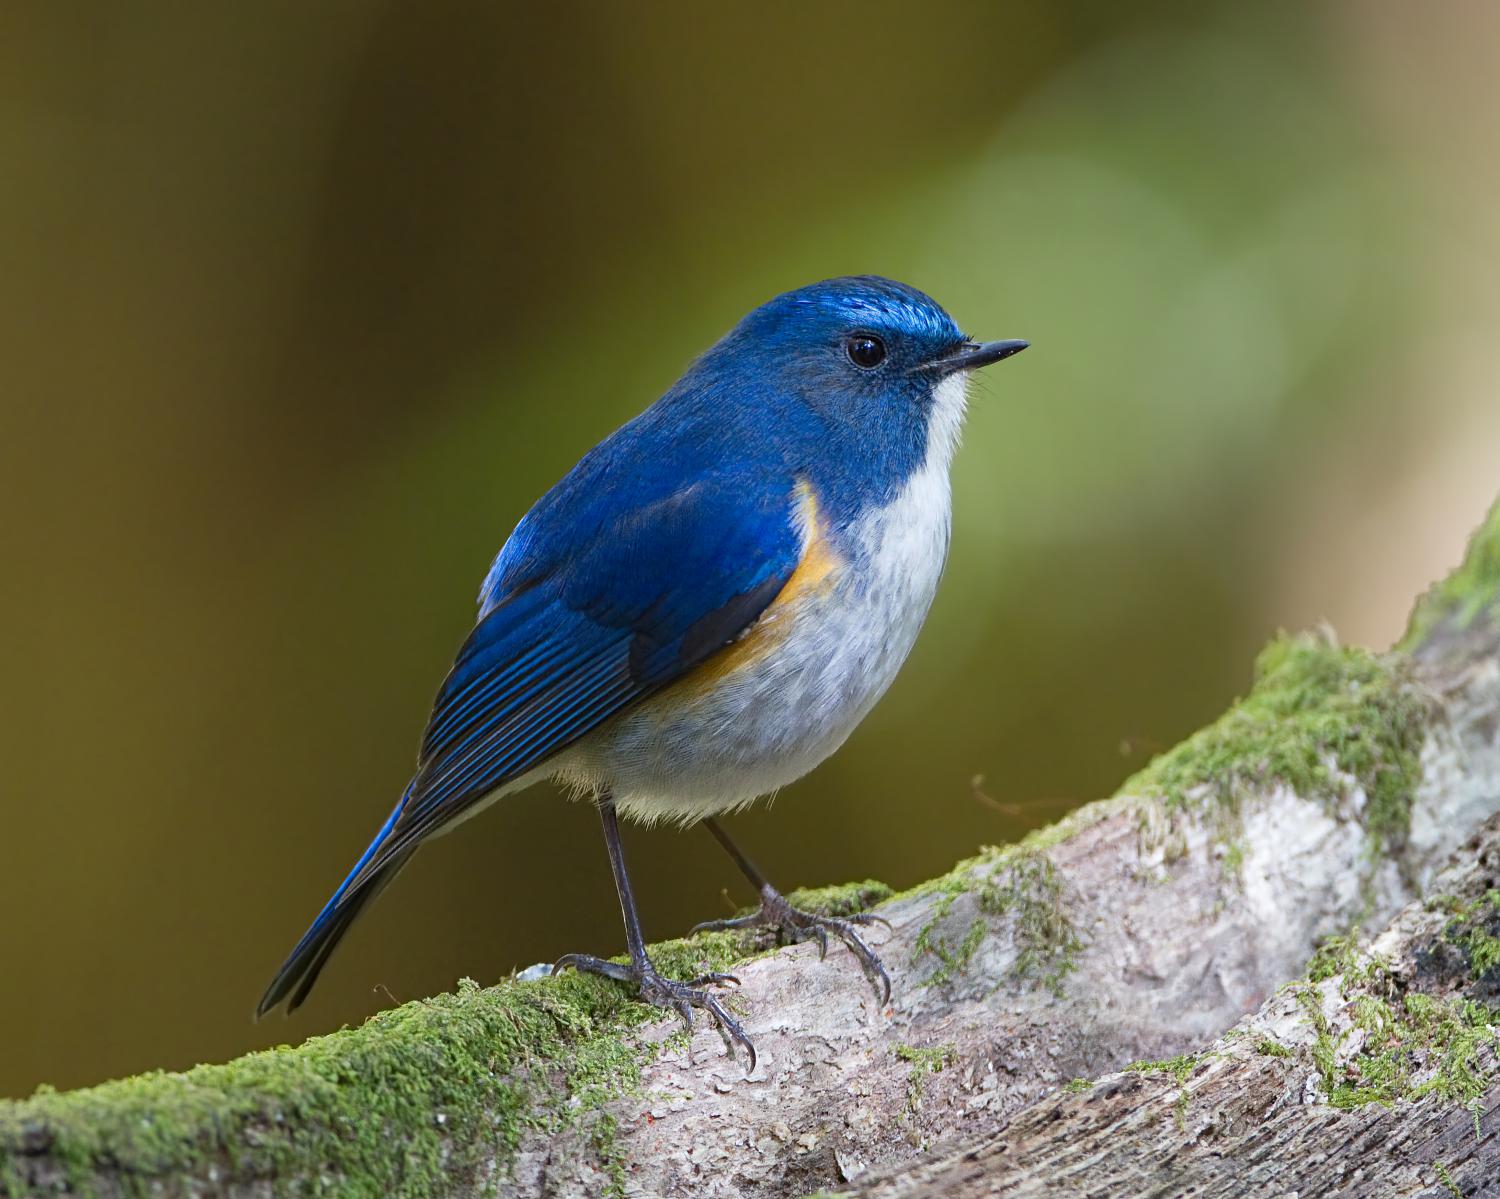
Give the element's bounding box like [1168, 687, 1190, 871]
[845, 334, 887, 369]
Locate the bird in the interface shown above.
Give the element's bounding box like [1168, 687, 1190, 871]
[256, 276, 1027, 1068]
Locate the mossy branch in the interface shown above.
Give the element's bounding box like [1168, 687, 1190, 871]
[3, 497, 1499, 1199]
[857, 808, 1500, 1197]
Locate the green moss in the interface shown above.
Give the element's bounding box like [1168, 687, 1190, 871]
[1254, 1038, 1292, 1058]
[911, 868, 982, 987]
[784, 879, 894, 919]
[1307, 930, 1371, 984]
[1119, 633, 1429, 855]
[0, 872, 905, 1198]
[910, 843, 1083, 993]
[1126, 1054, 1203, 1127]
[591, 1112, 626, 1199]
[1016, 796, 1132, 854]
[1403, 992, 1496, 1105]
[1294, 985, 1344, 1081]
[0, 865, 902, 1195]
[1434, 1161, 1463, 1199]
[1126, 1053, 1202, 1086]
[1321, 990, 1498, 1109]
[1465, 931, 1500, 976]
[904, 797, 1118, 983]
[977, 849, 1085, 995]
[639, 930, 750, 981]
[0, 939, 739, 1197]
[893, 1043, 956, 1114]
[1280, 927, 1500, 1112]
[1062, 1077, 1092, 1094]
[913, 914, 986, 988]
[1402, 493, 1500, 650]
[1352, 993, 1397, 1045]
[1443, 889, 1500, 980]
[888, 846, 1032, 984]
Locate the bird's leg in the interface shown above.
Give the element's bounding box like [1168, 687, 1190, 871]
[693, 817, 892, 1005]
[552, 795, 756, 1070]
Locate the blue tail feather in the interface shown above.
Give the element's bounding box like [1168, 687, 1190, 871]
[255, 786, 413, 1017]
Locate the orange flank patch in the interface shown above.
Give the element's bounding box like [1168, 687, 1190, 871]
[661, 479, 842, 700]
[779, 479, 841, 601]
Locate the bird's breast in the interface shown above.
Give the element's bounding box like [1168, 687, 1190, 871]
[560, 460, 954, 824]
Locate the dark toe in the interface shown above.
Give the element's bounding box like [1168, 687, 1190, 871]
[687, 970, 740, 988]
[551, 953, 635, 983]
[690, 913, 760, 935]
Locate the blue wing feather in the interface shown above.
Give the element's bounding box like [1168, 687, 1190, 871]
[258, 406, 805, 1014]
[379, 477, 799, 866]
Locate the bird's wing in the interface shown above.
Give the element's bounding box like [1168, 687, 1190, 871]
[345, 475, 802, 887]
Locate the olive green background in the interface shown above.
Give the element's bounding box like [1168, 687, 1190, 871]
[4, 1, 1499, 1096]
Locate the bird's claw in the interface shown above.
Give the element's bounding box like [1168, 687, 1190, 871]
[552, 954, 756, 1072]
[693, 890, 893, 1006]
[638, 968, 756, 1072]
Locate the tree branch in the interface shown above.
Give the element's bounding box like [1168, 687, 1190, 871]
[854, 810, 1500, 1198]
[2, 497, 1497, 1199]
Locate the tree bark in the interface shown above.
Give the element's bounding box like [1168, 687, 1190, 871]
[854, 811, 1500, 1198]
[2, 498, 1497, 1199]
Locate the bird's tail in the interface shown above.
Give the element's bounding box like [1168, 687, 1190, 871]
[255, 785, 414, 1018]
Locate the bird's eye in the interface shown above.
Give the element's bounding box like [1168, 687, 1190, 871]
[845, 334, 887, 369]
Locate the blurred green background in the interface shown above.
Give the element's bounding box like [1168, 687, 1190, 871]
[4, 1, 1499, 1097]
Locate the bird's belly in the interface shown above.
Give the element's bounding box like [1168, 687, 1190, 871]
[557, 483, 951, 825]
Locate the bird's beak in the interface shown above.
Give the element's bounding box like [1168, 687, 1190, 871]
[916, 339, 1029, 376]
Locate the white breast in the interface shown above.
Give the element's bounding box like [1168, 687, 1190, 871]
[559, 373, 971, 825]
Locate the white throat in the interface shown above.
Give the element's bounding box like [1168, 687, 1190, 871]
[923, 370, 971, 480]
[848, 368, 969, 602]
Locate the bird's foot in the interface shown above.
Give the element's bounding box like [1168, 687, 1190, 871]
[551, 952, 756, 1071]
[692, 885, 892, 1005]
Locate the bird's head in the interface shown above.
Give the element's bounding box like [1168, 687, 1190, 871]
[695, 276, 1026, 492]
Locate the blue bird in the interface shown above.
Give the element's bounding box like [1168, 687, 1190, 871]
[257, 276, 1027, 1067]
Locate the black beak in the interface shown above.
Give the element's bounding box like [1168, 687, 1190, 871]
[917, 338, 1029, 375]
